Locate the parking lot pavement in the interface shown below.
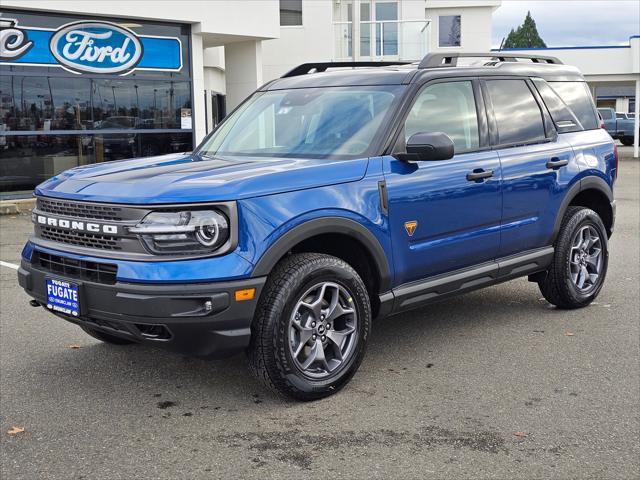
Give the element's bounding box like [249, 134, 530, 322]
[1, 152, 638, 480]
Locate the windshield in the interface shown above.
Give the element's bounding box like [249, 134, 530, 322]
[198, 86, 404, 159]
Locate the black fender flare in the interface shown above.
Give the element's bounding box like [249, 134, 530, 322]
[551, 176, 614, 242]
[252, 217, 392, 292]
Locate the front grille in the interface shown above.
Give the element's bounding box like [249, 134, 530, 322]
[37, 198, 124, 221]
[40, 227, 122, 251]
[35, 252, 118, 285]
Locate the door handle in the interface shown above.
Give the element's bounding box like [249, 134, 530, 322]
[466, 169, 494, 182]
[546, 157, 569, 169]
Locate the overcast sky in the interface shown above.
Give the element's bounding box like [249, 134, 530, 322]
[492, 0, 640, 48]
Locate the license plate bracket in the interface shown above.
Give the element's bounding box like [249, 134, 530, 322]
[45, 278, 80, 317]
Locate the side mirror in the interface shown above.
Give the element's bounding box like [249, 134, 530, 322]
[396, 132, 455, 162]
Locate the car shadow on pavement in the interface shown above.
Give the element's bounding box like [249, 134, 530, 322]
[23, 279, 562, 407]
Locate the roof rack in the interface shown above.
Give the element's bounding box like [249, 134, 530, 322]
[418, 52, 563, 69]
[281, 61, 412, 78]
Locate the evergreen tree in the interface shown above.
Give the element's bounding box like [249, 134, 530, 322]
[503, 12, 547, 48]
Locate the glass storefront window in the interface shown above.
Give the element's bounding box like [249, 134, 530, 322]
[93, 80, 192, 130]
[0, 134, 93, 192]
[94, 132, 193, 162]
[1, 132, 193, 193]
[0, 9, 194, 195]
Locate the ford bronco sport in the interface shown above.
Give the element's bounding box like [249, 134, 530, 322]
[19, 53, 617, 400]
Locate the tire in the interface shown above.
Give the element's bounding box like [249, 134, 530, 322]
[247, 253, 371, 401]
[620, 136, 634, 146]
[538, 206, 609, 309]
[80, 325, 137, 345]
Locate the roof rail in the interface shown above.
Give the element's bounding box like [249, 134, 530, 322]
[281, 61, 412, 78]
[418, 52, 563, 69]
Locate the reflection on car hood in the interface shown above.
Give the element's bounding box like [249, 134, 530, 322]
[35, 153, 369, 204]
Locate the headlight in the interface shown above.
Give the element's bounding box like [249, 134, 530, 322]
[129, 210, 230, 255]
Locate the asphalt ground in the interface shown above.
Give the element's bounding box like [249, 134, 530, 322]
[1, 148, 638, 479]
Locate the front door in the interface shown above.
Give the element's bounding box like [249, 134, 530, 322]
[384, 79, 502, 286]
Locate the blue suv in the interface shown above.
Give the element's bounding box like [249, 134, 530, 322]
[19, 53, 617, 400]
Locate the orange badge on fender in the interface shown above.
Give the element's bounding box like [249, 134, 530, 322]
[404, 221, 418, 236]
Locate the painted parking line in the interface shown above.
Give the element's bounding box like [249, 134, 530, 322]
[0, 261, 19, 270]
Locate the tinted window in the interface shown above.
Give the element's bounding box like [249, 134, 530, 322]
[0, 75, 91, 131]
[549, 82, 598, 130]
[533, 78, 582, 133]
[92, 80, 191, 129]
[439, 15, 461, 47]
[598, 109, 613, 120]
[485, 79, 546, 145]
[280, 0, 303, 26]
[405, 81, 479, 152]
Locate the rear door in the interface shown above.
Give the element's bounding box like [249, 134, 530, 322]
[482, 78, 578, 257]
[383, 78, 502, 285]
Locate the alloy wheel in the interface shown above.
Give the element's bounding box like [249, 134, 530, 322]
[570, 224, 603, 292]
[288, 281, 358, 379]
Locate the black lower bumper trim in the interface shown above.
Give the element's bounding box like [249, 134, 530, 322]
[19, 260, 265, 358]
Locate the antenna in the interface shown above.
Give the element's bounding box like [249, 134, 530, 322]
[498, 37, 505, 52]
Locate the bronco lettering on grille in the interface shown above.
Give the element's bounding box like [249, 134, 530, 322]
[33, 214, 119, 235]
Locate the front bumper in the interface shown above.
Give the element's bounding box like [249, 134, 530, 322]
[18, 259, 265, 358]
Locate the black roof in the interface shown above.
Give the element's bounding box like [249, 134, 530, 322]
[262, 53, 586, 91]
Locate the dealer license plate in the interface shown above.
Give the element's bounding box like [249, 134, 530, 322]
[46, 278, 79, 317]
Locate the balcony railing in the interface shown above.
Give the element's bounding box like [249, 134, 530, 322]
[333, 20, 431, 62]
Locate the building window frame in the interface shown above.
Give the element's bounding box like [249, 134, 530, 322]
[438, 14, 462, 48]
[279, 0, 304, 27]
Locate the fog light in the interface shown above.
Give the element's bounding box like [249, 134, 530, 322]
[235, 288, 255, 301]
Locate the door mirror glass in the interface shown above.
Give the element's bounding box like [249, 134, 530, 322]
[397, 132, 454, 162]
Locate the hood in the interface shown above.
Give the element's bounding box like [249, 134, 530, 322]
[35, 153, 369, 204]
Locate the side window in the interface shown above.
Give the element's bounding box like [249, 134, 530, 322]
[485, 79, 546, 146]
[548, 81, 598, 130]
[532, 78, 583, 133]
[599, 109, 613, 120]
[405, 81, 479, 152]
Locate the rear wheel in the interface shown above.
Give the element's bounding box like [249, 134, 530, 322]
[80, 325, 137, 345]
[247, 253, 371, 400]
[538, 207, 608, 309]
[620, 136, 634, 146]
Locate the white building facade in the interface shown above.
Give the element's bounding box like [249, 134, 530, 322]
[262, 0, 501, 80]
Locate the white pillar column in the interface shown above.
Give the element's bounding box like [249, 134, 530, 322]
[225, 40, 263, 112]
[634, 77, 639, 158]
[353, 0, 361, 61]
[190, 30, 207, 145]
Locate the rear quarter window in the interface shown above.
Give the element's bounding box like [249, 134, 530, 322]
[532, 78, 583, 133]
[548, 81, 598, 130]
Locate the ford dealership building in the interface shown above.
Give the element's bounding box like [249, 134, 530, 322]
[0, 1, 502, 198]
[0, 1, 281, 197]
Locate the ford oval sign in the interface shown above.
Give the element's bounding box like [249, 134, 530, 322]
[49, 21, 143, 74]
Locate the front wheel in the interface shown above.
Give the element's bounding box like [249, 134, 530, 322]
[620, 136, 634, 146]
[538, 206, 609, 309]
[247, 253, 371, 400]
